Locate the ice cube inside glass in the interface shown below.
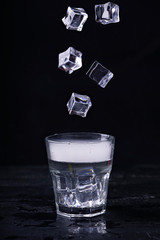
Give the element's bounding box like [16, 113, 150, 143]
[45, 133, 115, 218]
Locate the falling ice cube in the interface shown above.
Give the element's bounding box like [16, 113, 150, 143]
[95, 2, 120, 25]
[58, 47, 82, 74]
[86, 61, 113, 88]
[62, 6, 88, 31]
[67, 93, 92, 118]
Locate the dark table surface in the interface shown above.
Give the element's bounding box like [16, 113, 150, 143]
[0, 164, 160, 240]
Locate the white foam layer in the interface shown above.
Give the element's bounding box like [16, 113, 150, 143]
[48, 141, 113, 163]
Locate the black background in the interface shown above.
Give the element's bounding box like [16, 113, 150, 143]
[4, 0, 160, 167]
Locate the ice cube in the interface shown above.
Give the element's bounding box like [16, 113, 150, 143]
[56, 175, 66, 190]
[58, 47, 82, 74]
[95, 2, 120, 25]
[67, 92, 92, 118]
[86, 61, 113, 88]
[76, 171, 98, 205]
[62, 6, 88, 31]
[77, 175, 96, 192]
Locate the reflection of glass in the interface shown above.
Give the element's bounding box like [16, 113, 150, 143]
[45, 132, 115, 218]
[67, 218, 107, 234]
[56, 215, 107, 235]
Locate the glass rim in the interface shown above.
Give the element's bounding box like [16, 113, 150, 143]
[45, 132, 115, 143]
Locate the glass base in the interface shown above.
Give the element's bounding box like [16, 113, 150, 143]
[57, 206, 106, 218]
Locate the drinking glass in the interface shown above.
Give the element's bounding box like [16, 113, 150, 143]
[45, 132, 115, 218]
